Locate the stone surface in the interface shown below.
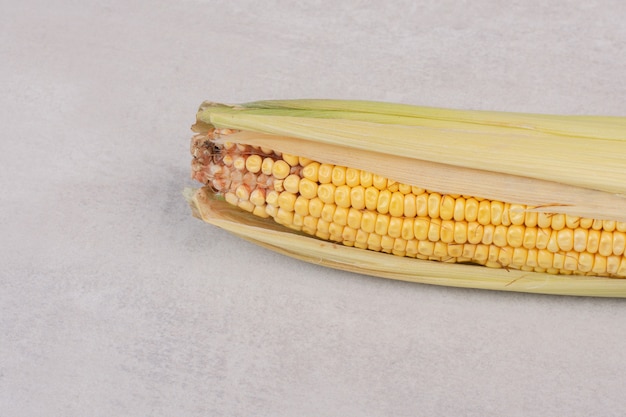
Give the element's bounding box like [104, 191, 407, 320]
[2, 1, 626, 416]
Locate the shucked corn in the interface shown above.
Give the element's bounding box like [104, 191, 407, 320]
[191, 128, 626, 278]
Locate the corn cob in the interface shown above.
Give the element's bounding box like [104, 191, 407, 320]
[186, 100, 626, 297]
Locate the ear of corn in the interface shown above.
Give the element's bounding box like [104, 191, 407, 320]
[187, 99, 626, 297]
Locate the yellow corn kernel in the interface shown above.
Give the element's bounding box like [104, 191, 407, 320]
[563, 251, 579, 271]
[335, 185, 351, 208]
[359, 170, 373, 187]
[317, 183, 336, 204]
[367, 233, 382, 250]
[404, 194, 417, 218]
[592, 219, 604, 230]
[237, 200, 255, 212]
[477, 200, 491, 225]
[298, 156, 314, 166]
[498, 247, 513, 266]
[361, 211, 377, 233]
[375, 214, 391, 236]
[551, 213, 566, 231]
[302, 215, 318, 234]
[599, 231, 613, 257]
[464, 198, 479, 222]
[592, 255, 607, 274]
[565, 215, 581, 229]
[481, 224, 495, 245]
[377, 190, 392, 214]
[416, 193, 428, 217]
[275, 208, 294, 226]
[294, 196, 310, 216]
[491, 201, 504, 225]
[501, 204, 511, 226]
[282, 153, 299, 166]
[345, 168, 360, 187]
[493, 225, 508, 247]
[418, 241, 435, 257]
[537, 212, 551, 229]
[613, 232, 626, 256]
[523, 227, 538, 249]
[433, 242, 449, 258]
[252, 205, 270, 218]
[249, 188, 266, 206]
[381, 235, 395, 251]
[388, 217, 403, 239]
[557, 228, 574, 252]
[546, 230, 559, 253]
[453, 222, 468, 244]
[428, 219, 441, 242]
[413, 218, 429, 241]
[355, 228, 369, 246]
[393, 238, 408, 254]
[261, 157, 274, 175]
[535, 228, 550, 250]
[302, 162, 320, 182]
[372, 174, 387, 190]
[278, 191, 297, 211]
[233, 156, 246, 171]
[473, 244, 489, 262]
[316, 218, 330, 236]
[333, 206, 349, 226]
[405, 240, 419, 257]
[462, 243, 476, 259]
[308, 197, 324, 218]
[511, 247, 528, 267]
[298, 178, 318, 199]
[329, 222, 344, 241]
[453, 197, 466, 222]
[350, 186, 366, 210]
[318, 163, 333, 184]
[245, 154, 263, 173]
[467, 222, 483, 244]
[283, 174, 301, 194]
[427, 193, 441, 219]
[401, 218, 415, 240]
[587, 230, 601, 253]
[265, 190, 279, 206]
[342, 226, 357, 243]
[607, 255, 621, 275]
[365, 187, 379, 211]
[440, 195, 455, 221]
[331, 166, 347, 186]
[507, 225, 525, 248]
[347, 208, 362, 229]
[320, 203, 336, 223]
[398, 183, 412, 194]
[573, 228, 588, 252]
[508, 204, 526, 226]
[290, 213, 304, 229]
[389, 192, 405, 218]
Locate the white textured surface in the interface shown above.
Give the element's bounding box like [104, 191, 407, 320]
[2, 1, 626, 416]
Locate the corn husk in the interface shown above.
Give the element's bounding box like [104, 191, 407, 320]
[187, 99, 626, 297]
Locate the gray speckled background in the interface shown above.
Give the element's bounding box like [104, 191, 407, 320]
[2, 1, 626, 416]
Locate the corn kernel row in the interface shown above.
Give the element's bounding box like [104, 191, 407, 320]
[190, 131, 626, 277]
